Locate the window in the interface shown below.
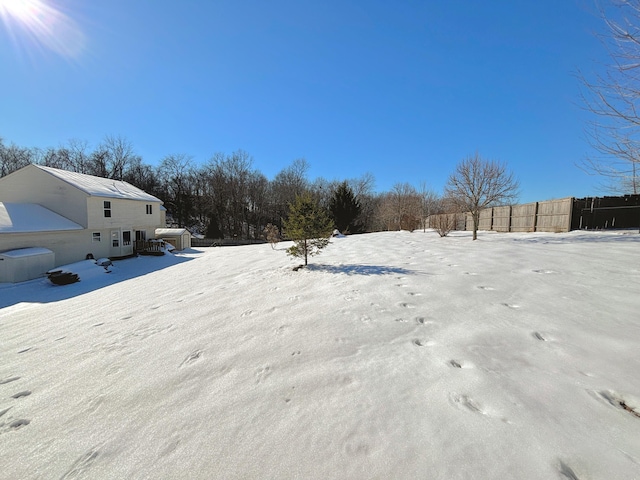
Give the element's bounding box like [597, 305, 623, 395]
[112, 231, 119, 248]
[123, 231, 131, 246]
[146, 204, 153, 215]
[92, 232, 101, 242]
[136, 230, 146, 242]
[104, 201, 112, 218]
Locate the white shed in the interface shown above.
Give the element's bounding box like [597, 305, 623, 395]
[155, 228, 191, 250]
[0, 247, 55, 283]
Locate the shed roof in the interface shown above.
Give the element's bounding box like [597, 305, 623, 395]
[155, 228, 190, 236]
[0, 202, 83, 233]
[34, 165, 162, 203]
[0, 247, 53, 258]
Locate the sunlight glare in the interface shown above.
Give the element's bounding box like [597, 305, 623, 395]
[0, 0, 86, 60]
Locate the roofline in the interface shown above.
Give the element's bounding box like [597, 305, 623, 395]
[32, 164, 163, 203]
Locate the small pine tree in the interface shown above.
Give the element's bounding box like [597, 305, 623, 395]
[329, 181, 361, 234]
[283, 193, 334, 266]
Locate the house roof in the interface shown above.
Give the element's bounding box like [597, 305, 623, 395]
[0, 202, 84, 233]
[34, 165, 162, 203]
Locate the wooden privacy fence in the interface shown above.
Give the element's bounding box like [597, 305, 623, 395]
[427, 198, 573, 233]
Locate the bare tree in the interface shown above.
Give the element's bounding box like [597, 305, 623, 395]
[418, 182, 439, 232]
[445, 153, 519, 240]
[158, 154, 194, 228]
[0, 138, 33, 177]
[580, 1, 640, 194]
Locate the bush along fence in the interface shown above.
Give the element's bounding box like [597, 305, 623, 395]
[427, 195, 640, 234]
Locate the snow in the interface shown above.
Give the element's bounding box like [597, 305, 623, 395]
[0, 202, 83, 233]
[0, 230, 639, 479]
[35, 165, 162, 203]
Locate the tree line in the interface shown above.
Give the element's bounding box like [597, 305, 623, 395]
[0, 134, 457, 239]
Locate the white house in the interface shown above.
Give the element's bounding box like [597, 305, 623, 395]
[0, 164, 164, 282]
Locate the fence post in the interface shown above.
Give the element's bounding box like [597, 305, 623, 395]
[533, 202, 539, 232]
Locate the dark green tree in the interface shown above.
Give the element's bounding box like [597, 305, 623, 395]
[283, 193, 334, 266]
[329, 181, 361, 234]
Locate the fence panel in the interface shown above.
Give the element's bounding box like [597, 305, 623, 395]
[478, 209, 493, 231]
[492, 206, 511, 232]
[510, 203, 537, 232]
[535, 198, 572, 232]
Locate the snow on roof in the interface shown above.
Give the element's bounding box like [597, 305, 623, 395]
[0, 202, 83, 233]
[0, 247, 53, 258]
[155, 228, 190, 236]
[34, 165, 162, 203]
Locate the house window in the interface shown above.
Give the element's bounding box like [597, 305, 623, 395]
[112, 231, 119, 248]
[146, 204, 153, 215]
[92, 232, 101, 242]
[136, 230, 146, 242]
[123, 231, 131, 246]
[104, 201, 112, 218]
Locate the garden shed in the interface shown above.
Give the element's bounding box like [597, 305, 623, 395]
[0, 247, 55, 283]
[155, 228, 191, 250]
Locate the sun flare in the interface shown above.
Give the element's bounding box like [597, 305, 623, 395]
[0, 0, 86, 60]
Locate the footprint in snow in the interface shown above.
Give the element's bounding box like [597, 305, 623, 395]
[11, 390, 31, 399]
[0, 376, 20, 385]
[532, 332, 547, 341]
[179, 350, 203, 367]
[255, 365, 272, 384]
[501, 303, 520, 309]
[591, 390, 640, 419]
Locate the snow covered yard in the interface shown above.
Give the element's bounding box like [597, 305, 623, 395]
[0, 230, 639, 479]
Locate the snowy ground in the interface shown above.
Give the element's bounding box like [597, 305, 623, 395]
[1, 230, 639, 480]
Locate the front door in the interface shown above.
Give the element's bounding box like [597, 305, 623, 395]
[122, 230, 133, 256]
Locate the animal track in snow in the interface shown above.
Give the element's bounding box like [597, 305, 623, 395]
[532, 332, 547, 341]
[449, 393, 484, 414]
[533, 269, 555, 274]
[407, 292, 423, 297]
[11, 390, 31, 399]
[0, 376, 20, 385]
[412, 339, 434, 347]
[275, 324, 289, 335]
[255, 365, 272, 384]
[8, 419, 30, 430]
[593, 390, 640, 419]
[180, 350, 203, 367]
[398, 302, 416, 309]
[501, 303, 520, 309]
[477, 285, 495, 291]
[240, 310, 253, 317]
[449, 359, 474, 369]
[558, 460, 581, 480]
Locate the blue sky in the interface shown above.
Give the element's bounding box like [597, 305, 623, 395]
[0, 0, 609, 202]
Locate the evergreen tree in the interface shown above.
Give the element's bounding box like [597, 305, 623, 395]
[329, 181, 361, 233]
[283, 193, 334, 266]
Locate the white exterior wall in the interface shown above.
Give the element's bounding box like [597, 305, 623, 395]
[0, 249, 55, 283]
[0, 165, 89, 227]
[86, 197, 162, 230]
[0, 230, 112, 267]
